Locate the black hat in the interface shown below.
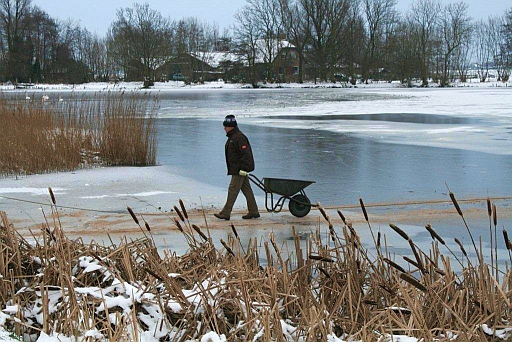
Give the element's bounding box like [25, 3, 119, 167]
[223, 115, 237, 127]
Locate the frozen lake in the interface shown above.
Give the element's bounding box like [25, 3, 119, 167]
[156, 87, 512, 206]
[1, 84, 512, 263]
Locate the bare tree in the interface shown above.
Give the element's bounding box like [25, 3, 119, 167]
[28, 6, 58, 83]
[386, 18, 421, 84]
[361, 0, 397, 83]
[257, 0, 284, 82]
[171, 18, 224, 82]
[180, 18, 220, 83]
[50, 20, 90, 83]
[278, 0, 310, 83]
[437, 1, 472, 86]
[80, 30, 110, 82]
[174, 18, 200, 81]
[473, 19, 493, 82]
[490, 14, 508, 81]
[172, 19, 188, 66]
[235, 0, 284, 83]
[214, 28, 234, 52]
[109, 3, 173, 83]
[300, 0, 352, 82]
[0, 25, 5, 69]
[408, 0, 441, 86]
[341, 3, 365, 84]
[504, 8, 512, 72]
[234, 5, 260, 86]
[0, 0, 32, 82]
[452, 30, 472, 82]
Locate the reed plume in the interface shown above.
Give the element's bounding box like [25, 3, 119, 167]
[383, 258, 406, 273]
[454, 238, 468, 259]
[389, 223, 409, 241]
[503, 230, 512, 250]
[449, 192, 463, 217]
[173, 218, 183, 233]
[230, 224, 239, 239]
[492, 203, 497, 227]
[425, 224, 445, 245]
[359, 198, 369, 222]
[179, 199, 188, 220]
[127, 206, 139, 225]
[449, 191, 480, 263]
[48, 187, 56, 205]
[192, 224, 208, 241]
[174, 206, 185, 222]
[337, 209, 347, 225]
[400, 273, 427, 292]
[220, 239, 236, 257]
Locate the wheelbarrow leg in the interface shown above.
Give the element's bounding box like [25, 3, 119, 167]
[264, 191, 272, 212]
[264, 191, 286, 213]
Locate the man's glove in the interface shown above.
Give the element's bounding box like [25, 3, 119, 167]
[239, 170, 248, 176]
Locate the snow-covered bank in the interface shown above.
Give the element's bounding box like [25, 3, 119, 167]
[0, 165, 231, 227]
[0, 78, 510, 94]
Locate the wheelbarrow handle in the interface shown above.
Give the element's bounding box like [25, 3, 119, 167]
[247, 173, 265, 191]
[247, 173, 258, 181]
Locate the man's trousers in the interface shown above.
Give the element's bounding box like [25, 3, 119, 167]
[219, 175, 259, 216]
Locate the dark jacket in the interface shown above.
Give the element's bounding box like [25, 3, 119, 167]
[225, 126, 255, 175]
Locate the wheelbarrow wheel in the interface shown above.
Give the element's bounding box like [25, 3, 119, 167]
[289, 194, 311, 217]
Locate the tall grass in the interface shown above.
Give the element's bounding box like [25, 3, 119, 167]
[1, 193, 512, 340]
[0, 92, 158, 176]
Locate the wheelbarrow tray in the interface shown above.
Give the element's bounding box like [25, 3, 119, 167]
[263, 177, 315, 197]
[248, 174, 316, 217]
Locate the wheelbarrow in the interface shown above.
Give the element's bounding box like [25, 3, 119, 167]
[248, 174, 316, 217]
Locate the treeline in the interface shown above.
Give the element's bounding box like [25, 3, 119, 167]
[1, 0, 511, 86]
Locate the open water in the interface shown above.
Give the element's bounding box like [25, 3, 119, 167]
[155, 88, 512, 207]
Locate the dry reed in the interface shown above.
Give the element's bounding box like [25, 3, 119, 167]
[1, 194, 512, 341]
[0, 92, 157, 177]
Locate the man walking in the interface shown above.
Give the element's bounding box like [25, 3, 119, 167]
[214, 115, 260, 220]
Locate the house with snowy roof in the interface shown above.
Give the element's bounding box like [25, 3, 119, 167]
[252, 38, 301, 83]
[190, 51, 246, 83]
[188, 38, 301, 84]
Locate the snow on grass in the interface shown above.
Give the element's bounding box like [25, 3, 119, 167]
[0, 237, 432, 342]
[0, 78, 509, 94]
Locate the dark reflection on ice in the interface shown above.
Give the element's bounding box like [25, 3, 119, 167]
[156, 88, 394, 115]
[267, 113, 479, 125]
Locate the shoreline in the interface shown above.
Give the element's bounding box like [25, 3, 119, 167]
[0, 79, 510, 94]
[5, 189, 510, 247]
[1, 166, 510, 245]
[1, 85, 511, 253]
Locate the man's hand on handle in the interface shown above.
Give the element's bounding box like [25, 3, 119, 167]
[239, 170, 248, 176]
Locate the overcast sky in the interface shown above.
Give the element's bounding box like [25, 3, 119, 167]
[31, 0, 511, 36]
